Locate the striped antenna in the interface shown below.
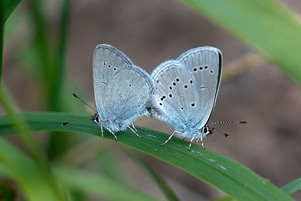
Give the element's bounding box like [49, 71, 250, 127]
[62, 93, 97, 126]
[207, 120, 247, 138]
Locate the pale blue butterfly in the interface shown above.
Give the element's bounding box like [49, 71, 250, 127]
[93, 44, 154, 140]
[151, 46, 222, 148]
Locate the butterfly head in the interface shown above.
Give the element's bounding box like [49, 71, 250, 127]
[201, 125, 214, 137]
[92, 113, 100, 124]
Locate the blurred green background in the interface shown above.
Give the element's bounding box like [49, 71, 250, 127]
[1, 0, 301, 200]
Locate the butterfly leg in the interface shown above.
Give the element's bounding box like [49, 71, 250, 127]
[107, 128, 118, 142]
[100, 126, 104, 138]
[131, 123, 139, 133]
[196, 135, 205, 149]
[128, 125, 141, 138]
[161, 131, 176, 146]
[188, 136, 196, 151]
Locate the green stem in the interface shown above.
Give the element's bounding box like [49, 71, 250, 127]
[51, 0, 70, 111]
[26, 0, 51, 104]
[0, 89, 65, 200]
[0, 0, 3, 84]
[47, 0, 71, 159]
[0, 87, 42, 160]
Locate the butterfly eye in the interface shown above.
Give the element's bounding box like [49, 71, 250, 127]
[202, 125, 213, 135]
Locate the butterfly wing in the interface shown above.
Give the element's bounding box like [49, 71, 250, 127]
[93, 44, 133, 121]
[151, 60, 200, 134]
[104, 65, 154, 126]
[93, 44, 153, 131]
[177, 47, 222, 129]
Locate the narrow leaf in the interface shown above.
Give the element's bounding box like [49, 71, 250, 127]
[53, 166, 159, 201]
[4, 0, 22, 23]
[281, 177, 301, 195]
[182, 0, 301, 86]
[0, 112, 293, 201]
[0, 138, 64, 201]
[132, 154, 180, 201]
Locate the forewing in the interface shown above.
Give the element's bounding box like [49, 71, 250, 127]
[177, 47, 222, 128]
[93, 44, 133, 119]
[151, 60, 200, 130]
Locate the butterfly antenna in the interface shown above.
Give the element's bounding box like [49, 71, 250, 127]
[62, 93, 97, 126]
[72, 93, 97, 112]
[209, 126, 229, 138]
[62, 115, 92, 126]
[62, 122, 69, 126]
[208, 120, 246, 138]
[209, 120, 247, 126]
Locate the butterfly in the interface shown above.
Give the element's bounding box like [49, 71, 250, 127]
[150, 46, 222, 148]
[92, 44, 154, 140]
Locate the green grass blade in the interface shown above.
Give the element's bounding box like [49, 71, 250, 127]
[0, 87, 45, 162]
[281, 177, 301, 196]
[0, 112, 293, 201]
[0, 90, 66, 200]
[1, 138, 155, 201]
[53, 166, 159, 201]
[132, 154, 180, 201]
[51, 0, 70, 110]
[95, 149, 124, 181]
[4, 0, 22, 22]
[47, 0, 71, 159]
[0, 0, 20, 83]
[213, 195, 235, 201]
[0, 0, 3, 84]
[182, 0, 301, 86]
[0, 138, 65, 201]
[26, 0, 51, 101]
